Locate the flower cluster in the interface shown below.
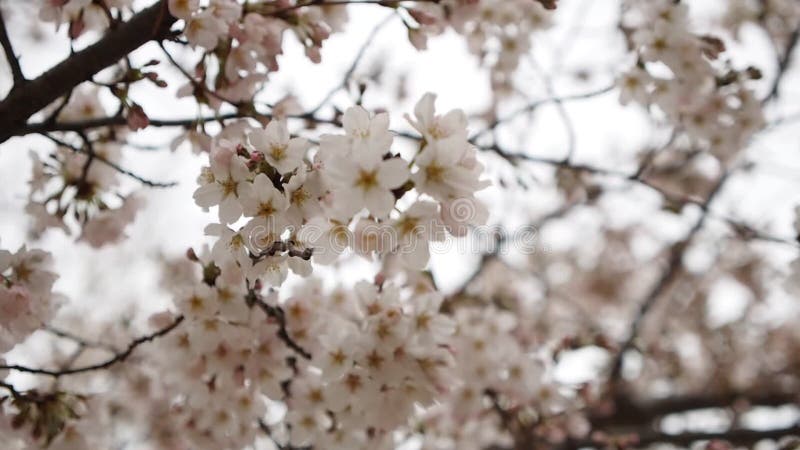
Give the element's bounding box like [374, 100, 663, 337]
[722, 0, 800, 46]
[166, 0, 554, 109]
[168, 0, 350, 107]
[26, 89, 143, 247]
[409, 0, 554, 97]
[101, 93, 486, 449]
[39, 0, 134, 38]
[193, 93, 488, 286]
[416, 305, 586, 450]
[279, 282, 454, 448]
[0, 245, 59, 353]
[617, 0, 765, 160]
[136, 253, 456, 450]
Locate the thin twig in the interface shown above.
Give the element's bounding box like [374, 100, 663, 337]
[0, 316, 184, 378]
[527, 55, 578, 162]
[247, 290, 312, 360]
[308, 13, 395, 114]
[261, 0, 442, 16]
[44, 326, 119, 352]
[590, 389, 800, 429]
[470, 84, 615, 141]
[608, 170, 733, 383]
[40, 133, 178, 188]
[0, 380, 22, 399]
[559, 423, 800, 450]
[18, 111, 342, 137]
[765, 26, 800, 102]
[460, 139, 799, 248]
[0, 9, 25, 86]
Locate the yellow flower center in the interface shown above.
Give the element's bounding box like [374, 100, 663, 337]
[269, 144, 286, 161]
[425, 163, 446, 182]
[221, 178, 237, 196]
[257, 202, 276, 217]
[355, 169, 378, 190]
[291, 187, 310, 206]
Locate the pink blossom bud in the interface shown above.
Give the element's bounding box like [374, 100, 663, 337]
[69, 18, 86, 39]
[0, 285, 31, 324]
[408, 28, 428, 51]
[408, 9, 438, 26]
[305, 46, 321, 64]
[127, 104, 150, 131]
[148, 311, 176, 329]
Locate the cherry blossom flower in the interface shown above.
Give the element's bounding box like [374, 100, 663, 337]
[247, 254, 288, 286]
[194, 141, 251, 223]
[79, 195, 144, 248]
[323, 155, 409, 219]
[299, 217, 352, 265]
[340, 106, 394, 159]
[239, 173, 290, 230]
[185, 10, 227, 49]
[168, 0, 199, 20]
[406, 93, 468, 145]
[412, 139, 485, 201]
[248, 120, 311, 174]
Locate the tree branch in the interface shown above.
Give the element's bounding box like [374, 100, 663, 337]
[0, 9, 25, 87]
[258, 0, 442, 15]
[308, 12, 395, 114]
[40, 132, 178, 188]
[562, 424, 800, 449]
[590, 390, 800, 429]
[765, 26, 800, 102]
[470, 84, 615, 141]
[246, 290, 312, 360]
[0, 316, 184, 378]
[0, 0, 177, 144]
[608, 170, 732, 382]
[44, 326, 119, 352]
[16, 111, 342, 137]
[0, 380, 22, 399]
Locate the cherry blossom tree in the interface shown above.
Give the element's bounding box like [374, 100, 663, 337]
[1, 0, 800, 449]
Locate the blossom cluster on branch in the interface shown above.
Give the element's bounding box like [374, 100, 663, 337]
[0, 246, 59, 353]
[618, 0, 764, 161]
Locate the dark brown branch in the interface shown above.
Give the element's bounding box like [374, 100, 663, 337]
[765, 26, 800, 102]
[76, 131, 96, 192]
[257, 0, 441, 16]
[561, 424, 800, 449]
[246, 290, 312, 360]
[253, 240, 314, 262]
[258, 418, 311, 450]
[0, 9, 25, 87]
[0, 380, 22, 399]
[0, 316, 184, 378]
[591, 390, 800, 429]
[0, 0, 177, 144]
[17, 111, 342, 137]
